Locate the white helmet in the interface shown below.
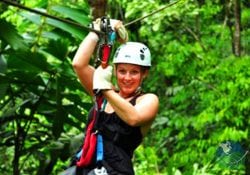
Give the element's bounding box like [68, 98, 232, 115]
[113, 42, 151, 67]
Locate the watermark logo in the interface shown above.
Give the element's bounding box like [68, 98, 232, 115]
[215, 141, 248, 169]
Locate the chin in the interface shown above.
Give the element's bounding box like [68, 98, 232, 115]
[120, 88, 136, 95]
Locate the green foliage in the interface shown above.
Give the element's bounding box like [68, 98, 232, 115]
[124, 0, 250, 174]
[0, 0, 249, 174]
[0, 19, 29, 51]
[134, 145, 160, 175]
[0, 1, 91, 174]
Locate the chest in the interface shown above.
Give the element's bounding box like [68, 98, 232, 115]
[103, 97, 137, 114]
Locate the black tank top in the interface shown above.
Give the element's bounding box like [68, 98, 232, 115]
[97, 95, 143, 175]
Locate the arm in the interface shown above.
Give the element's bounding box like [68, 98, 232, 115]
[72, 19, 127, 96]
[72, 32, 99, 96]
[102, 90, 159, 127]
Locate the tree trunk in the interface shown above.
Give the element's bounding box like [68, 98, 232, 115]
[87, 0, 107, 20]
[13, 122, 21, 175]
[233, 0, 241, 57]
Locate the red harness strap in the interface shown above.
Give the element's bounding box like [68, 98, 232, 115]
[76, 109, 97, 167]
[100, 44, 112, 69]
[76, 96, 103, 167]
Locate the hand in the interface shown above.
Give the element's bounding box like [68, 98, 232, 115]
[91, 18, 128, 43]
[93, 65, 113, 91]
[110, 19, 128, 43]
[91, 18, 102, 31]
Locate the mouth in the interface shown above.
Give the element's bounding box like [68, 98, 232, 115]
[121, 83, 133, 88]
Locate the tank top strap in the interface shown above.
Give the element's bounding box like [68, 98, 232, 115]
[129, 92, 143, 106]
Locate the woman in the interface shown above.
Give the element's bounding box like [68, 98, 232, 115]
[72, 21, 159, 175]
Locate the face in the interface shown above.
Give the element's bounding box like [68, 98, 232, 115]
[115, 63, 148, 98]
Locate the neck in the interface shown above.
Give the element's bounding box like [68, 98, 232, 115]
[119, 87, 142, 99]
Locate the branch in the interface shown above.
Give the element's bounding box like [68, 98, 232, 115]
[184, 26, 207, 51]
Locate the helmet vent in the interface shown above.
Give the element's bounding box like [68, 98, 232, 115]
[140, 54, 145, 60]
[140, 48, 147, 60]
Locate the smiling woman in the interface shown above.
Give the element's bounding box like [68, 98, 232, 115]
[69, 19, 159, 175]
[115, 63, 146, 98]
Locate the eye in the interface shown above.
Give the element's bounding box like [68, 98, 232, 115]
[118, 69, 126, 75]
[130, 70, 139, 75]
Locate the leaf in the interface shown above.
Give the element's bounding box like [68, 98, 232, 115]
[58, 75, 83, 91]
[63, 105, 88, 123]
[0, 81, 8, 100]
[49, 141, 64, 150]
[7, 50, 50, 72]
[51, 5, 90, 25]
[0, 19, 29, 51]
[20, 11, 86, 39]
[45, 39, 69, 61]
[1, 99, 31, 118]
[6, 70, 45, 86]
[46, 18, 86, 39]
[0, 69, 7, 108]
[19, 12, 42, 25]
[41, 31, 62, 40]
[36, 101, 57, 115]
[0, 55, 7, 74]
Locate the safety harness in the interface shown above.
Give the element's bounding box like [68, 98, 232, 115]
[76, 17, 116, 169]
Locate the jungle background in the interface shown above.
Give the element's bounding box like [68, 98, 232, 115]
[0, 0, 249, 174]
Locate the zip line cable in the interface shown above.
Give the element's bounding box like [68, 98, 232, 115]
[124, 0, 181, 27]
[0, 0, 182, 32]
[0, 0, 104, 35]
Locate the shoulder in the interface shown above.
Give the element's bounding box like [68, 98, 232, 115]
[137, 93, 159, 105]
[139, 93, 158, 100]
[136, 93, 159, 133]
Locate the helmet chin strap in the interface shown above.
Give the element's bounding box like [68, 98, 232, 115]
[129, 86, 142, 98]
[135, 86, 142, 95]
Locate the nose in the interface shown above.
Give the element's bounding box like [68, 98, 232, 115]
[124, 72, 132, 80]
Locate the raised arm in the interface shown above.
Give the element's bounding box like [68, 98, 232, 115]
[72, 32, 99, 96]
[72, 19, 128, 96]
